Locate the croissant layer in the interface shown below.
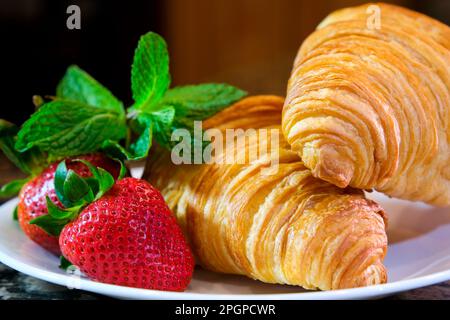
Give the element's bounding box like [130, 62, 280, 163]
[144, 96, 387, 290]
[283, 3, 450, 205]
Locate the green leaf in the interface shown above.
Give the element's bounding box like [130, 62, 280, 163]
[46, 196, 80, 220]
[59, 256, 73, 270]
[63, 170, 94, 205]
[0, 120, 44, 175]
[30, 214, 70, 236]
[117, 160, 127, 180]
[131, 32, 170, 111]
[160, 84, 247, 120]
[101, 140, 134, 161]
[30, 197, 81, 236]
[74, 159, 115, 200]
[129, 114, 154, 159]
[57, 65, 124, 115]
[13, 205, 18, 221]
[0, 178, 29, 198]
[101, 119, 153, 161]
[54, 161, 71, 207]
[15, 100, 127, 158]
[84, 177, 100, 195]
[147, 106, 175, 149]
[0, 119, 17, 136]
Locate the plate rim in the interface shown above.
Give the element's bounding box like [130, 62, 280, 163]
[1, 197, 450, 300]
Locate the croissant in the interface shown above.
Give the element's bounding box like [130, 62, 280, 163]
[282, 3, 450, 206]
[144, 96, 387, 290]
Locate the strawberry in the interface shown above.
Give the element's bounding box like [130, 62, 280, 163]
[17, 154, 120, 255]
[58, 177, 195, 291]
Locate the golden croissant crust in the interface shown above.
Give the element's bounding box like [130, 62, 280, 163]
[144, 96, 387, 290]
[283, 3, 450, 205]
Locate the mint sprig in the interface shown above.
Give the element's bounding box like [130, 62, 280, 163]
[57, 65, 124, 115]
[0, 120, 45, 198]
[124, 31, 247, 158]
[1, 30, 247, 200]
[30, 159, 121, 236]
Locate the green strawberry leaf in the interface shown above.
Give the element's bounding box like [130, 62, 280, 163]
[0, 178, 29, 198]
[131, 32, 170, 112]
[13, 205, 18, 221]
[59, 256, 73, 270]
[46, 196, 81, 220]
[29, 197, 81, 236]
[57, 65, 124, 115]
[160, 84, 247, 120]
[54, 161, 72, 207]
[15, 100, 127, 158]
[74, 159, 115, 200]
[63, 170, 95, 205]
[33, 158, 119, 236]
[30, 214, 71, 236]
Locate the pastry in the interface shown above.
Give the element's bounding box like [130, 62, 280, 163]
[144, 96, 387, 290]
[282, 3, 450, 205]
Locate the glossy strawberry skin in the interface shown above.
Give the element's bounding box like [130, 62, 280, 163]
[59, 177, 195, 291]
[17, 153, 120, 255]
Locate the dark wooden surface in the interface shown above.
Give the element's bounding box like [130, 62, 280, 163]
[0, 155, 449, 300]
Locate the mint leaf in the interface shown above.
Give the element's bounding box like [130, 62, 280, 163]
[160, 84, 247, 120]
[0, 119, 17, 135]
[129, 115, 153, 160]
[117, 160, 127, 180]
[101, 140, 134, 161]
[131, 32, 170, 111]
[101, 117, 153, 161]
[57, 65, 124, 115]
[0, 178, 29, 198]
[147, 106, 175, 149]
[0, 122, 30, 173]
[0, 120, 45, 175]
[15, 100, 127, 158]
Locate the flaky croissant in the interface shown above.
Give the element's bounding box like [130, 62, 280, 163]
[144, 96, 387, 290]
[283, 3, 450, 205]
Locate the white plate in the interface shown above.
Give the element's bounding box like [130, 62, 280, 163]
[1, 191, 450, 300]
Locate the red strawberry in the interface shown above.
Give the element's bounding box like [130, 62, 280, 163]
[59, 177, 194, 291]
[17, 153, 120, 255]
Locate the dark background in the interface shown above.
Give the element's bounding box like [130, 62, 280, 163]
[0, 0, 449, 125]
